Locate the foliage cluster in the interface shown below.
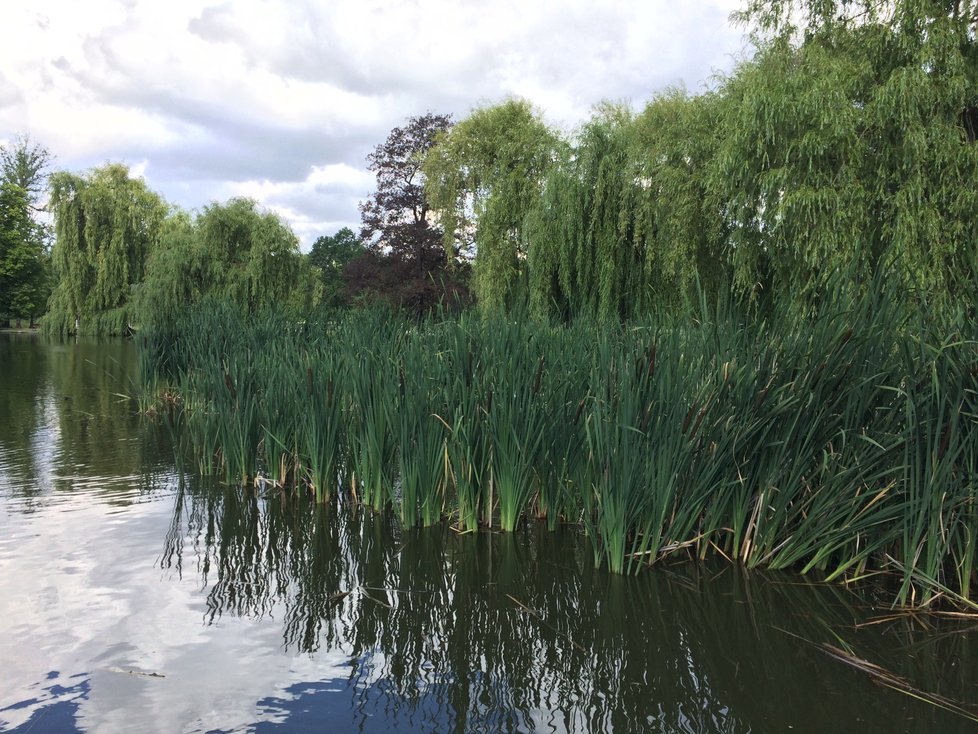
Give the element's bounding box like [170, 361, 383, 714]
[0, 136, 52, 325]
[133, 197, 318, 332]
[425, 2, 978, 318]
[351, 112, 470, 312]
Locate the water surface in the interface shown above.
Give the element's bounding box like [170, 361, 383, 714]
[1, 333, 976, 733]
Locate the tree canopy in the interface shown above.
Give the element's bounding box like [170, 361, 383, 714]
[421, 3, 978, 320]
[360, 112, 453, 273]
[46, 164, 166, 335]
[134, 198, 317, 331]
[424, 99, 561, 312]
[0, 136, 53, 325]
[308, 226, 364, 307]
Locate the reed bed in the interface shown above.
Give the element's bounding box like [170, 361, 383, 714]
[141, 290, 978, 608]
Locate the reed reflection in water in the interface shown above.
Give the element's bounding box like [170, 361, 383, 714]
[161, 478, 978, 733]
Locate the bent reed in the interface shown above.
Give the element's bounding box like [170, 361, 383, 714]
[140, 288, 978, 610]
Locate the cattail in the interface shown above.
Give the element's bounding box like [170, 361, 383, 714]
[682, 402, 698, 434]
[306, 367, 313, 397]
[639, 401, 653, 432]
[647, 346, 657, 379]
[573, 397, 586, 423]
[533, 355, 545, 395]
[938, 421, 952, 460]
[223, 371, 237, 401]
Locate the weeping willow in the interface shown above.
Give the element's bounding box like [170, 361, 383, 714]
[424, 99, 561, 313]
[525, 105, 645, 321]
[46, 164, 166, 335]
[717, 0, 978, 312]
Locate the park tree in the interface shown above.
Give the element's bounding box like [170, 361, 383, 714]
[1, 135, 53, 207]
[360, 112, 453, 274]
[351, 112, 469, 312]
[0, 183, 46, 324]
[424, 99, 560, 312]
[308, 226, 364, 307]
[46, 164, 166, 335]
[718, 0, 978, 311]
[0, 136, 53, 325]
[134, 198, 318, 330]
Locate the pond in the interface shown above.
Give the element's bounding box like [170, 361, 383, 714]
[1, 333, 976, 733]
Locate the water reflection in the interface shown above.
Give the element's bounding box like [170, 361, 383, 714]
[3, 335, 977, 732]
[162, 479, 978, 733]
[0, 334, 170, 508]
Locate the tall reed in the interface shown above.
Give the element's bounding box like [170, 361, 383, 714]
[139, 283, 978, 609]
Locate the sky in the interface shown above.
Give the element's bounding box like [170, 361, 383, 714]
[0, 0, 749, 249]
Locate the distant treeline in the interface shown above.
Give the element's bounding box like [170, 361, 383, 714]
[2, 0, 975, 332]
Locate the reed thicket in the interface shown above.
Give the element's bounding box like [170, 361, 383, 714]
[141, 289, 978, 608]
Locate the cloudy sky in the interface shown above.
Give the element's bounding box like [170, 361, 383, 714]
[1, 0, 749, 249]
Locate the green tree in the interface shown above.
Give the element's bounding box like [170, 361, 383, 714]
[308, 227, 364, 306]
[0, 183, 46, 324]
[46, 164, 167, 335]
[134, 198, 317, 330]
[720, 0, 978, 311]
[424, 99, 561, 312]
[0, 136, 53, 326]
[522, 94, 728, 322]
[1, 134, 53, 207]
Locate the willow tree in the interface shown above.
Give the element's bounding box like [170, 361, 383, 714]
[632, 89, 729, 309]
[525, 104, 644, 321]
[718, 0, 978, 311]
[133, 198, 317, 331]
[523, 94, 729, 322]
[424, 99, 561, 312]
[46, 164, 166, 334]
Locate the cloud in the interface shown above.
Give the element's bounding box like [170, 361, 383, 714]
[0, 0, 748, 247]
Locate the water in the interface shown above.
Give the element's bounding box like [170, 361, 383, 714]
[1, 333, 977, 733]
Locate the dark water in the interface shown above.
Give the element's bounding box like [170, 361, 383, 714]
[1, 334, 977, 733]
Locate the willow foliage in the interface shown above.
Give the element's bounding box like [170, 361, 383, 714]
[431, 2, 976, 319]
[46, 164, 166, 335]
[632, 90, 729, 311]
[525, 104, 644, 321]
[424, 99, 561, 312]
[134, 198, 317, 331]
[720, 0, 978, 311]
[523, 93, 729, 322]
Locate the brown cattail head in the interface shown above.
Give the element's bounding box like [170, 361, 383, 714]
[223, 371, 237, 401]
[682, 402, 698, 434]
[533, 355, 545, 395]
[306, 367, 313, 397]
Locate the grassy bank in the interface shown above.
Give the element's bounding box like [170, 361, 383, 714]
[140, 291, 978, 609]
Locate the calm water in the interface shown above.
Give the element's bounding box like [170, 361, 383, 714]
[1, 333, 977, 733]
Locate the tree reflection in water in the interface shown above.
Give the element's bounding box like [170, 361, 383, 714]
[161, 478, 978, 733]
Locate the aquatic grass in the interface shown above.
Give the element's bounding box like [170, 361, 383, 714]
[300, 349, 345, 502]
[347, 311, 400, 511]
[483, 321, 549, 531]
[139, 282, 978, 608]
[395, 332, 449, 527]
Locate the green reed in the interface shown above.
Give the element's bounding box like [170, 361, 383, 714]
[139, 284, 978, 609]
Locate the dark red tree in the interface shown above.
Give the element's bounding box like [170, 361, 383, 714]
[359, 112, 453, 275]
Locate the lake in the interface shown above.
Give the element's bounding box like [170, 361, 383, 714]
[1, 333, 976, 733]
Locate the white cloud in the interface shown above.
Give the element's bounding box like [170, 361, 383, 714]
[0, 0, 749, 248]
